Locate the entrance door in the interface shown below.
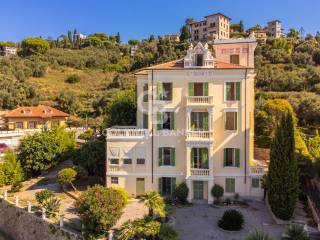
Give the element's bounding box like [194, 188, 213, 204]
[193, 181, 204, 200]
[136, 178, 145, 196]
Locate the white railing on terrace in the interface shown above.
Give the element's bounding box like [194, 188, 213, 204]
[106, 128, 149, 139]
[186, 131, 213, 140]
[249, 166, 266, 176]
[186, 96, 213, 105]
[191, 168, 210, 176]
[108, 166, 120, 172]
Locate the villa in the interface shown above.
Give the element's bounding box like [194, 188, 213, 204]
[105, 37, 265, 203]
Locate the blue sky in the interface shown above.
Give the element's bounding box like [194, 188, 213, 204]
[0, 0, 319, 43]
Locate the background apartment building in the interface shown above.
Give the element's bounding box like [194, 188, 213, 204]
[106, 37, 265, 204]
[266, 20, 283, 38]
[0, 46, 17, 56]
[189, 13, 231, 42]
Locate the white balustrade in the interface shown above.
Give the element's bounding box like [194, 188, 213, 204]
[190, 168, 210, 176]
[187, 131, 213, 140]
[106, 128, 149, 139]
[108, 166, 120, 172]
[249, 166, 266, 176]
[186, 96, 213, 105]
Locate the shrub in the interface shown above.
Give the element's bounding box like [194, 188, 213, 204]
[75, 185, 126, 239]
[174, 182, 189, 204]
[35, 190, 61, 217]
[78, 128, 94, 141]
[211, 184, 224, 203]
[57, 168, 77, 190]
[158, 224, 178, 240]
[20, 37, 50, 56]
[218, 209, 244, 231]
[112, 187, 131, 205]
[282, 224, 309, 240]
[65, 74, 81, 84]
[139, 191, 166, 218]
[72, 165, 88, 180]
[244, 230, 274, 240]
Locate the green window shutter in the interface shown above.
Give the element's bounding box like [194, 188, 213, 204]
[234, 112, 238, 131]
[203, 112, 208, 131]
[203, 82, 209, 96]
[169, 83, 173, 100]
[143, 113, 148, 129]
[223, 148, 227, 167]
[157, 82, 163, 100]
[171, 148, 175, 166]
[202, 148, 209, 168]
[170, 178, 176, 196]
[231, 179, 235, 192]
[170, 112, 174, 130]
[235, 148, 240, 167]
[236, 82, 240, 101]
[143, 84, 148, 102]
[157, 112, 163, 130]
[158, 147, 163, 166]
[158, 178, 163, 195]
[191, 148, 195, 168]
[188, 83, 194, 96]
[226, 82, 231, 100]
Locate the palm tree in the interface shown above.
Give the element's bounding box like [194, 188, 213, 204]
[243, 230, 273, 240]
[282, 224, 310, 240]
[139, 191, 166, 217]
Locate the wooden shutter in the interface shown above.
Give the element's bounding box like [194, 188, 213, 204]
[202, 148, 209, 169]
[169, 83, 173, 100]
[203, 82, 208, 96]
[158, 178, 163, 195]
[143, 113, 148, 129]
[188, 83, 194, 96]
[171, 148, 175, 166]
[203, 112, 208, 131]
[223, 148, 227, 167]
[234, 112, 238, 131]
[236, 82, 240, 100]
[170, 178, 176, 196]
[143, 84, 148, 102]
[170, 112, 174, 130]
[191, 148, 195, 168]
[158, 147, 163, 166]
[191, 112, 196, 130]
[157, 112, 163, 130]
[226, 82, 231, 100]
[157, 82, 163, 100]
[235, 148, 240, 167]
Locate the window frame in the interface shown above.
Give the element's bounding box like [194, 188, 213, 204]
[225, 178, 236, 193]
[224, 81, 241, 102]
[158, 147, 175, 167]
[109, 158, 120, 166]
[252, 178, 260, 188]
[157, 82, 173, 101]
[157, 111, 174, 131]
[136, 158, 145, 165]
[111, 177, 119, 184]
[224, 110, 238, 131]
[224, 148, 240, 167]
[123, 158, 132, 165]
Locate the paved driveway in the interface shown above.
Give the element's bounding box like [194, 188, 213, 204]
[172, 200, 284, 240]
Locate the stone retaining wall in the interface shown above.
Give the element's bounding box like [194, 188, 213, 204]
[0, 199, 82, 240]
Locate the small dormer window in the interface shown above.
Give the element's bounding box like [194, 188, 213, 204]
[196, 54, 204, 66]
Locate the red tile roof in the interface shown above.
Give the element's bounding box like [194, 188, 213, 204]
[5, 106, 69, 119]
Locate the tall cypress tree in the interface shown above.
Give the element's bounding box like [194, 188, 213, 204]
[267, 113, 299, 220]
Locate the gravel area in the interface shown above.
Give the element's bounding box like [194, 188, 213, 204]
[172, 200, 285, 240]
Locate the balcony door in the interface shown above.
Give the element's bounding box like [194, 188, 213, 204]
[193, 181, 204, 200]
[191, 148, 209, 169]
[191, 112, 208, 131]
[189, 82, 208, 96]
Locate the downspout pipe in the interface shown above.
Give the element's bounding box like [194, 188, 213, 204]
[151, 70, 154, 183]
[244, 69, 248, 184]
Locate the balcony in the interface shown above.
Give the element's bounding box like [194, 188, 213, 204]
[186, 131, 213, 141]
[190, 168, 210, 176]
[249, 166, 266, 176]
[186, 96, 213, 107]
[106, 128, 149, 140]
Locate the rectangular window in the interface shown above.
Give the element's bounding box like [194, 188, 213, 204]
[111, 177, 119, 184]
[158, 147, 175, 166]
[15, 122, 23, 129]
[191, 148, 209, 169]
[230, 54, 240, 65]
[157, 112, 174, 130]
[110, 158, 119, 165]
[191, 112, 208, 131]
[196, 54, 203, 66]
[28, 121, 36, 129]
[157, 82, 172, 101]
[143, 113, 148, 129]
[143, 84, 148, 102]
[224, 148, 240, 167]
[252, 178, 260, 188]
[225, 112, 238, 131]
[188, 82, 208, 96]
[136, 158, 145, 165]
[123, 158, 132, 165]
[225, 178, 235, 193]
[225, 82, 240, 101]
[159, 177, 176, 196]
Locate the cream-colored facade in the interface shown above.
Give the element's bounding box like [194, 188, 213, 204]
[106, 38, 265, 203]
[266, 20, 283, 38]
[190, 13, 231, 42]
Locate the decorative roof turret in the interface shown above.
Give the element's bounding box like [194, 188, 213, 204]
[184, 42, 215, 68]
